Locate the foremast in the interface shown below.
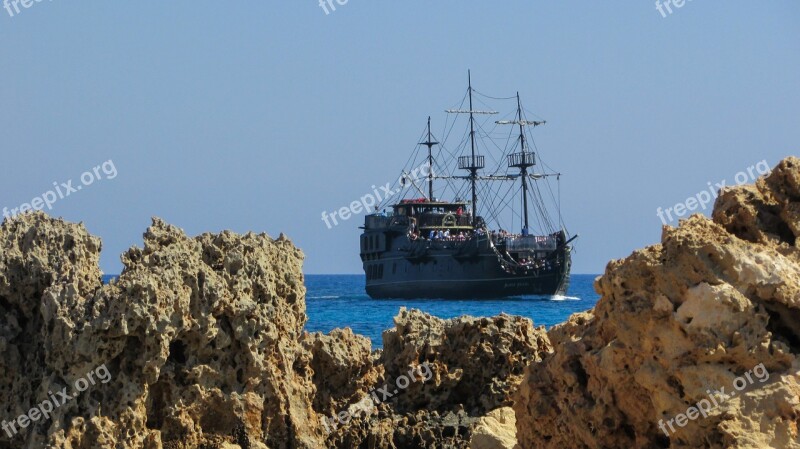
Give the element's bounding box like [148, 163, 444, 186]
[419, 117, 439, 201]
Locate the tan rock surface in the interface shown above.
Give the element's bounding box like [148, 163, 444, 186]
[0, 214, 322, 449]
[382, 308, 552, 415]
[469, 407, 517, 449]
[326, 309, 552, 448]
[17, 157, 793, 448]
[514, 157, 800, 449]
[302, 327, 381, 417]
[0, 213, 552, 449]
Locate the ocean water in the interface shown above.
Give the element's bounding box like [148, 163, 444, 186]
[305, 274, 601, 348]
[101, 274, 601, 348]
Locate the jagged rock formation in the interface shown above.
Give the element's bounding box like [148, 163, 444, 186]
[514, 157, 800, 449]
[1, 214, 322, 449]
[382, 308, 551, 415]
[0, 214, 105, 448]
[324, 309, 550, 448]
[302, 328, 382, 419]
[13, 158, 795, 449]
[0, 213, 548, 449]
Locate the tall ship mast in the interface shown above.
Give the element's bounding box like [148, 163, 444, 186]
[359, 73, 577, 299]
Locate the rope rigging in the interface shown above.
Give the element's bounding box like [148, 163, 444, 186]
[382, 83, 565, 237]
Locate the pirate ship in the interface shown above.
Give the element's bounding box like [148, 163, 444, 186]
[360, 72, 576, 299]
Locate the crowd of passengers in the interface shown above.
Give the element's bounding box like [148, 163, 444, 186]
[408, 228, 558, 270]
[409, 227, 541, 243]
[517, 257, 558, 270]
[409, 228, 472, 241]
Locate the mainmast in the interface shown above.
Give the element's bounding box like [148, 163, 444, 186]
[419, 116, 439, 201]
[497, 92, 546, 234]
[447, 71, 497, 227]
[468, 72, 478, 223]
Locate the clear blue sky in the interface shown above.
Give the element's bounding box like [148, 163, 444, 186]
[1, 2, 798, 275]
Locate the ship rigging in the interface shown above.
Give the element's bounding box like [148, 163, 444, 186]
[360, 72, 576, 299]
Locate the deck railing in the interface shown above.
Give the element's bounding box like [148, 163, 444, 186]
[503, 235, 557, 251]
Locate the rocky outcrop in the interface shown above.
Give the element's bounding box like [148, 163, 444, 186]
[382, 308, 551, 415]
[514, 157, 800, 449]
[0, 213, 550, 449]
[14, 157, 796, 449]
[0, 215, 105, 448]
[302, 328, 381, 418]
[325, 309, 551, 449]
[1, 214, 322, 449]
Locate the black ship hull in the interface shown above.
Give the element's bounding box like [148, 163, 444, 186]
[361, 224, 572, 299]
[365, 258, 570, 299]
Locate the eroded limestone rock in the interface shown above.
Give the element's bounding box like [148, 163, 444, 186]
[469, 407, 517, 449]
[323, 309, 551, 449]
[0, 213, 551, 449]
[383, 308, 552, 416]
[514, 157, 800, 449]
[1, 214, 320, 449]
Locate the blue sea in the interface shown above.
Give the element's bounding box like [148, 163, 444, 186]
[304, 274, 600, 348]
[102, 274, 601, 348]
